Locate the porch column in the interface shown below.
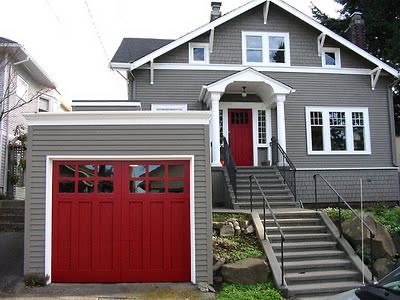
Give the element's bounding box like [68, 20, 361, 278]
[211, 93, 222, 167]
[276, 94, 287, 152]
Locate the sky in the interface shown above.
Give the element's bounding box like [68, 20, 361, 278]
[0, 0, 342, 102]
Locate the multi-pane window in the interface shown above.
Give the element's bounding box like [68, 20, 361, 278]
[258, 110, 266, 144]
[243, 32, 290, 65]
[306, 107, 370, 154]
[219, 109, 223, 146]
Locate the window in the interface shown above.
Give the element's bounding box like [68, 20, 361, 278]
[258, 110, 266, 144]
[189, 43, 209, 64]
[39, 97, 50, 112]
[305, 107, 370, 155]
[219, 109, 223, 146]
[242, 32, 290, 65]
[151, 104, 187, 111]
[16, 75, 28, 100]
[322, 48, 341, 68]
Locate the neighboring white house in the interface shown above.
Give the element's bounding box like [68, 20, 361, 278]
[0, 37, 69, 195]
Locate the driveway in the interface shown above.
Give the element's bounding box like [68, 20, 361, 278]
[0, 232, 24, 295]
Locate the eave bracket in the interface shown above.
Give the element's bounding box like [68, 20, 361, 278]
[317, 33, 326, 56]
[150, 60, 154, 85]
[263, 1, 270, 24]
[371, 67, 382, 90]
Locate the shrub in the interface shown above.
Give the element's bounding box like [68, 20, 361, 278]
[324, 207, 353, 223]
[370, 206, 400, 234]
[24, 273, 49, 287]
[217, 281, 283, 300]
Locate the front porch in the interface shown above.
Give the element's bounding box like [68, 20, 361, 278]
[199, 68, 295, 167]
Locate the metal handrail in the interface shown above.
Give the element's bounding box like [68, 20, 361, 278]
[313, 173, 375, 281]
[270, 137, 300, 206]
[222, 137, 237, 200]
[249, 174, 285, 286]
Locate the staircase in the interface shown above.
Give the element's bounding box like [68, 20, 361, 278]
[234, 166, 297, 209]
[0, 200, 24, 232]
[262, 209, 366, 299]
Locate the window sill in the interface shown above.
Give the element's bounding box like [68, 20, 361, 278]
[307, 151, 371, 155]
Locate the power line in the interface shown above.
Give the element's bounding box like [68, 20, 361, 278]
[82, 0, 110, 62]
[45, 0, 62, 24]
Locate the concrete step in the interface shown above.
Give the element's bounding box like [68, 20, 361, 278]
[238, 201, 297, 209]
[236, 178, 283, 185]
[283, 259, 353, 272]
[238, 195, 294, 201]
[271, 241, 337, 252]
[266, 225, 327, 234]
[288, 281, 362, 298]
[0, 223, 24, 232]
[0, 208, 25, 216]
[237, 183, 287, 190]
[264, 218, 322, 226]
[237, 188, 291, 195]
[268, 233, 332, 243]
[237, 172, 281, 179]
[285, 269, 360, 284]
[0, 200, 24, 208]
[277, 250, 345, 262]
[264, 210, 320, 219]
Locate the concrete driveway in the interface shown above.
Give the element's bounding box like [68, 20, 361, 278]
[0, 232, 24, 295]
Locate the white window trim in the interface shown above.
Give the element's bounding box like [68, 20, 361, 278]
[38, 96, 51, 112]
[305, 106, 371, 155]
[16, 75, 28, 100]
[151, 104, 187, 111]
[188, 43, 210, 64]
[321, 47, 341, 68]
[44, 155, 196, 284]
[242, 31, 291, 66]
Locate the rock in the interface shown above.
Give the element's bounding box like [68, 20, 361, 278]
[239, 220, 250, 230]
[373, 258, 395, 279]
[221, 258, 269, 284]
[220, 223, 234, 237]
[391, 232, 400, 254]
[213, 258, 226, 273]
[245, 225, 255, 234]
[234, 226, 241, 235]
[213, 222, 224, 230]
[342, 213, 396, 259]
[197, 282, 215, 293]
[213, 275, 223, 284]
[233, 221, 239, 228]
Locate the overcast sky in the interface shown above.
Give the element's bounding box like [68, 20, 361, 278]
[0, 0, 341, 102]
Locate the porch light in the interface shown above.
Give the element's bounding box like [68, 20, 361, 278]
[242, 86, 247, 97]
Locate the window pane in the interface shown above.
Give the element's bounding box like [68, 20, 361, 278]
[130, 165, 146, 178]
[247, 50, 262, 62]
[353, 127, 365, 151]
[330, 127, 346, 150]
[149, 165, 164, 177]
[78, 165, 95, 177]
[78, 180, 94, 193]
[269, 36, 285, 50]
[98, 165, 114, 177]
[193, 47, 205, 61]
[59, 165, 75, 177]
[168, 165, 184, 178]
[246, 35, 262, 48]
[258, 110, 266, 144]
[169, 181, 184, 193]
[269, 50, 285, 63]
[149, 181, 165, 193]
[59, 181, 74, 193]
[311, 127, 324, 151]
[98, 180, 113, 193]
[130, 180, 146, 193]
[325, 52, 336, 65]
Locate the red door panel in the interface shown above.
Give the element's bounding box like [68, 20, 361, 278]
[53, 160, 190, 283]
[228, 109, 253, 166]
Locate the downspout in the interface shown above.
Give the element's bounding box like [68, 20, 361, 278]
[388, 76, 400, 167]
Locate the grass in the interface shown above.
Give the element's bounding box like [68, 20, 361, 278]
[213, 235, 264, 262]
[217, 281, 283, 300]
[213, 213, 249, 222]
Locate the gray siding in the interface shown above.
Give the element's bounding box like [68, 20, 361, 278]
[72, 105, 141, 111]
[25, 124, 212, 284]
[155, 3, 374, 69]
[297, 169, 400, 204]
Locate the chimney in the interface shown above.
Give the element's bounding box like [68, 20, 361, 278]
[211, 2, 222, 22]
[348, 12, 367, 49]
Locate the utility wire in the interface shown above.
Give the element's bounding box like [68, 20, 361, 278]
[83, 0, 110, 62]
[45, 0, 62, 24]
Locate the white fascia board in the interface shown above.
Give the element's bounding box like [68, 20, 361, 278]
[72, 101, 142, 107]
[109, 62, 131, 70]
[24, 111, 211, 126]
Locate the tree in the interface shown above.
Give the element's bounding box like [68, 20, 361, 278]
[312, 0, 400, 134]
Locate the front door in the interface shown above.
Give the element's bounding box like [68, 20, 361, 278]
[228, 109, 253, 166]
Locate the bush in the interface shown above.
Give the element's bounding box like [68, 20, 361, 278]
[213, 213, 249, 222]
[369, 206, 400, 234]
[25, 273, 49, 287]
[324, 207, 353, 223]
[217, 281, 283, 300]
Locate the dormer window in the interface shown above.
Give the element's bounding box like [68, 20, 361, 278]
[189, 43, 209, 64]
[242, 32, 290, 66]
[322, 47, 341, 68]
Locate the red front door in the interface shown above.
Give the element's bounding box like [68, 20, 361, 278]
[228, 109, 253, 166]
[52, 160, 190, 283]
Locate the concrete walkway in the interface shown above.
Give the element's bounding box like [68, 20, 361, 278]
[3, 282, 215, 299]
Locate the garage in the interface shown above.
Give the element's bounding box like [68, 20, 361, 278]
[52, 160, 190, 283]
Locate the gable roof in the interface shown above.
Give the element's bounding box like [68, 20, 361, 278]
[111, 0, 399, 78]
[111, 38, 173, 65]
[0, 37, 17, 44]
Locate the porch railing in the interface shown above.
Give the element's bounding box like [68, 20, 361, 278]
[270, 137, 301, 207]
[313, 174, 375, 281]
[222, 137, 237, 200]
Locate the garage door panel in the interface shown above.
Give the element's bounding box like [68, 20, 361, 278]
[77, 202, 92, 271]
[55, 201, 73, 271]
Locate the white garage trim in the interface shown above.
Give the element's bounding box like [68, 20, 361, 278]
[45, 155, 196, 284]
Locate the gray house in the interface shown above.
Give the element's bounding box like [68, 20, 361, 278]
[23, 0, 399, 294]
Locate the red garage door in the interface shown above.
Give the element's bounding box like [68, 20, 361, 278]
[52, 160, 190, 283]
